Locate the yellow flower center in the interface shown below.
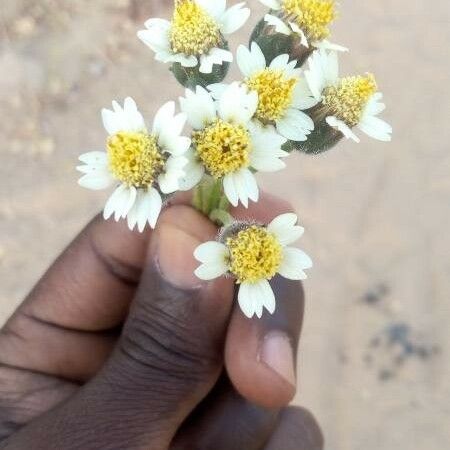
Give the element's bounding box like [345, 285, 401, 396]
[107, 131, 164, 188]
[227, 226, 283, 283]
[246, 69, 297, 122]
[192, 119, 251, 178]
[322, 74, 377, 127]
[170, 0, 221, 56]
[282, 0, 336, 42]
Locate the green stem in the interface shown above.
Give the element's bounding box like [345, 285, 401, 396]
[192, 176, 234, 227]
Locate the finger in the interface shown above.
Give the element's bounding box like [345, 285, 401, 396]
[226, 194, 304, 409]
[0, 216, 151, 381]
[170, 376, 278, 450]
[264, 407, 324, 450]
[5, 205, 235, 450]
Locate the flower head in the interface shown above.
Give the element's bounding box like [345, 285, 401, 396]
[77, 98, 190, 232]
[258, 0, 347, 53]
[231, 42, 316, 141]
[179, 83, 289, 207]
[194, 213, 313, 318]
[138, 0, 250, 74]
[304, 50, 392, 142]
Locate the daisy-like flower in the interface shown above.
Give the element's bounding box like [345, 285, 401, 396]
[137, 0, 250, 74]
[258, 0, 347, 52]
[194, 213, 312, 318]
[77, 98, 190, 232]
[179, 82, 289, 208]
[304, 50, 393, 142]
[234, 42, 315, 141]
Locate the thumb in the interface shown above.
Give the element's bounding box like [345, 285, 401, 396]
[4, 205, 234, 450]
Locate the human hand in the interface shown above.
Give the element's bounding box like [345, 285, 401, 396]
[0, 193, 322, 450]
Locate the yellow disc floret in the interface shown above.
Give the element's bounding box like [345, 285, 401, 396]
[107, 131, 164, 187]
[170, 0, 221, 56]
[227, 226, 283, 283]
[246, 69, 297, 122]
[193, 119, 251, 178]
[322, 74, 377, 126]
[282, 0, 336, 42]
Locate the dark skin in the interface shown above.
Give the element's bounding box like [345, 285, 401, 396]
[0, 193, 323, 450]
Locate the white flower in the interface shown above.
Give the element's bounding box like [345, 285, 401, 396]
[137, 0, 250, 74]
[232, 42, 315, 141]
[304, 50, 393, 142]
[194, 213, 313, 318]
[258, 0, 347, 52]
[179, 83, 289, 208]
[77, 98, 190, 232]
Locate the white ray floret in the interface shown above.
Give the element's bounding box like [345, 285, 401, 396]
[179, 82, 289, 208]
[77, 97, 190, 232]
[194, 213, 313, 318]
[137, 0, 250, 74]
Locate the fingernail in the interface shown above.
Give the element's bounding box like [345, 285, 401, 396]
[260, 331, 297, 388]
[153, 207, 212, 290]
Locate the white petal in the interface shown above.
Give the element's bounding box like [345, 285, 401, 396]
[179, 86, 216, 130]
[199, 48, 233, 74]
[291, 78, 319, 110]
[194, 241, 229, 263]
[278, 247, 313, 280]
[123, 97, 146, 132]
[102, 98, 146, 135]
[137, 27, 171, 53]
[178, 149, 205, 191]
[313, 39, 349, 53]
[195, 262, 228, 280]
[238, 280, 276, 318]
[78, 171, 114, 191]
[242, 169, 259, 203]
[196, 0, 226, 19]
[358, 115, 392, 142]
[237, 42, 266, 77]
[218, 3, 250, 35]
[78, 151, 108, 166]
[231, 169, 258, 208]
[218, 82, 258, 124]
[276, 109, 314, 141]
[268, 213, 305, 245]
[258, 0, 282, 9]
[146, 188, 163, 229]
[207, 83, 228, 100]
[103, 185, 136, 221]
[326, 116, 360, 143]
[223, 173, 239, 207]
[158, 112, 188, 149]
[237, 283, 257, 318]
[289, 22, 309, 47]
[269, 53, 292, 71]
[152, 101, 176, 135]
[264, 14, 290, 35]
[144, 18, 171, 31]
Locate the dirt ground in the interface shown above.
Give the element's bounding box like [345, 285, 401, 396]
[0, 1, 449, 448]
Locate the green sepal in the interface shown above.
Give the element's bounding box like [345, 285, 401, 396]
[284, 118, 343, 155]
[250, 17, 313, 68]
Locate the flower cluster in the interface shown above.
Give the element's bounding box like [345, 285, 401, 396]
[77, 0, 392, 318]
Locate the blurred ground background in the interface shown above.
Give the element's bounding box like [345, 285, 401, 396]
[0, 0, 449, 448]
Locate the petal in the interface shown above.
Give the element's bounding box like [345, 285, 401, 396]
[152, 101, 176, 135]
[258, 0, 282, 10]
[237, 42, 266, 77]
[264, 14, 291, 35]
[194, 241, 229, 263]
[242, 169, 259, 202]
[326, 116, 360, 143]
[137, 27, 171, 53]
[218, 82, 258, 124]
[268, 213, 305, 246]
[147, 187, 163, 229]
[158, 112, 188, 149]
[207, 82, 228, 100]
[289, 22, 309, 47]
[219, 3, 250, 34]
[278, 247, 313, 280]
[103, 185, 136, 221]
[179, 86, 216, 129]
[291, 78, 319, 110]
[78, 151, 108, 165]
[238, 280, 276, 318]
[276, 109, 314, 141]
[78, 171, 115, 191]
[313, 39, 349, 53]
[195, 262, 228, 280]
[358, 115, 392, 142]
[199, 48, 233, 74]
[237, 283, 258, 318]
[223, 173, 239, 207]
[196, 0, 226, 19]
[178, 149, 205, 191]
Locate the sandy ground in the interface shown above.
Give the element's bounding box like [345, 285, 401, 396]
[0, 1, 449, 448]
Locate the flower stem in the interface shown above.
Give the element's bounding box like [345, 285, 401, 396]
[192, 176, 234, 227]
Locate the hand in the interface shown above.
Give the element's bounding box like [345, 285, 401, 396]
[0, 193, 323, 450]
